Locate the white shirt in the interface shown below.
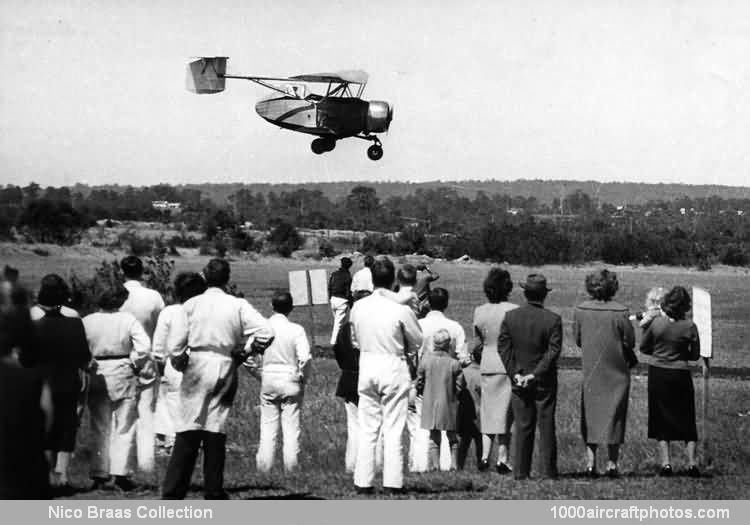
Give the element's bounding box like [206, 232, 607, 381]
[350, 267, 374, 293]
[83, 311, 151, 361]
[121, 280, 165, 339]
[418, 310, 469, 365]
[382, 285, 419, 315]
[350, 288, 423, 361]
[253, 313, 311, 376]
[151, 304, 184, 360]
[166, 287, 274, 358]
[30, 304, 78, 321]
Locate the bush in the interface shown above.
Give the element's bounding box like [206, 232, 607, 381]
[267, 221, 303, 257]
[318, 238, 339, 258]
[719, 244, 749, 266]
[70, 254, 175, 314]
[360, 234, 394, 254]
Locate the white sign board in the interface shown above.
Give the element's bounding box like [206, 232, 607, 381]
[289, 270, 310, 306]
[692, 287, 712, 358]
[308, 269, 329, 305]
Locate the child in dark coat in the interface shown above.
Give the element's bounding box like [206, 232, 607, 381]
[417, 329, 464, 470]
[457, 343, 483, 470]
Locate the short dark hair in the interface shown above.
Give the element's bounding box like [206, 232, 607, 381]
[585, 269, 619, 301]
[340, 257, 353, 270]
[174, 272, 207, 304]
[661, 286, 692, 320]
[120, 255, 144, 279]
[272, 291, 294, 315]
[37, 274, 71, 307]
[363, 255, 375, 268]
[371, 257, 395, 289]
[524, 288, 548, 303]
[97, 282, 129, 311]
[484, 267, 513, 303]
[397, 264, 417, 286]
[428, 287, 449, 311]
[203, 258, 230, 287]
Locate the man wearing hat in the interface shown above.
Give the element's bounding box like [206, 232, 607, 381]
[498, 274, 562, 480]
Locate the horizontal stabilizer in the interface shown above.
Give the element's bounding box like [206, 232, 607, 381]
[186, 57, 228, 94]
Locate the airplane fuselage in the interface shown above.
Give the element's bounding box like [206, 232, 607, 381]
[254, 95, 369, 138]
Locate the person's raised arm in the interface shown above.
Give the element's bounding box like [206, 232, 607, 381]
[296, 325, 312, 383]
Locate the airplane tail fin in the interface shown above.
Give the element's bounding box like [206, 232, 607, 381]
[185, 57, 228, 94]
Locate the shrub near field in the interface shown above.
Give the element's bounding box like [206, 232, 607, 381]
[3, 251, 749, 498]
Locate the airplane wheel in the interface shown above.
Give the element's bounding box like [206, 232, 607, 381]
[367, 144, 384, 161]
[323, 139, 336, 152]
[311, 138, 327, 154]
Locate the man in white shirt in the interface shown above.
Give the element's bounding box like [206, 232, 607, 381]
[414, 287, 469, 471]
[350, 257, 423, 495]
[161, 259, 274, 500]
[249, 291, 311, 473]
[350, 254, 375, 301]
[119, 256, 165, 474]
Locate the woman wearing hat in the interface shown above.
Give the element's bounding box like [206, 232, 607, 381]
[573, 269, 636, 478]
[21, 274, 91, 490]
[471, 267, 518, 473]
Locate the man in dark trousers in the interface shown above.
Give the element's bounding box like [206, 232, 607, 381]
[498, 274, 562, 480]
[328, 257, 353, 346]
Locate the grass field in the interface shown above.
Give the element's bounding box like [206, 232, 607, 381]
[2, 245, 749, 499]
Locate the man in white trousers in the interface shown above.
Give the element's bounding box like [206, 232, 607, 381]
[328, 257, 352, 345]
[349, 257, 423, 495]
[250, 291, 311, 472]
[119, 256, 165, 474]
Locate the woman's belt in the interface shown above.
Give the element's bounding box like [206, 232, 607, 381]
[95, 355, 130, 360]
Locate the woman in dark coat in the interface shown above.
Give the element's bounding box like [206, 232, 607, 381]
[21, 274, 91, 489]
[573, 269, 636, 478]
[640, 286, 701, 477]
[0, 281, 53, 499]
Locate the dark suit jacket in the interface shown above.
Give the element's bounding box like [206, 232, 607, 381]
[498, 301, 562, 389]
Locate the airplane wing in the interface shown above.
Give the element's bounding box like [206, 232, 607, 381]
[290, 70, 369, 84]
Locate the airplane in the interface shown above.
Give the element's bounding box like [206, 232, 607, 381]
[186, 57, 393, 160]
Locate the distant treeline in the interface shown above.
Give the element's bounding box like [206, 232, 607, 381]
[2, 182, 750, 268]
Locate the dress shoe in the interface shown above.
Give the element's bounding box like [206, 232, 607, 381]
[496, 462, 512, 475]
[478, 459, 490, 472]
[89, 476, 110, 491]
[687, 465, 700, 478]
[112, 476, 137, 492]
[659, 464, 673, 477]
[354, 486, 374, 495]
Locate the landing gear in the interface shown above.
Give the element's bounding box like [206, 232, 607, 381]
[311, 138, 336, 154]
[367, 144, 383, 161]
[356, 135, 384, 161]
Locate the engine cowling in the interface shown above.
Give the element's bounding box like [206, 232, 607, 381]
[366, 101, 393, 133]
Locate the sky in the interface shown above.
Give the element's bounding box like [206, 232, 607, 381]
[2, 0, 750, 188]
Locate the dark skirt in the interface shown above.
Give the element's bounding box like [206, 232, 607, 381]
[647, 365, 698, 442]
[48, 390, 79, 452]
